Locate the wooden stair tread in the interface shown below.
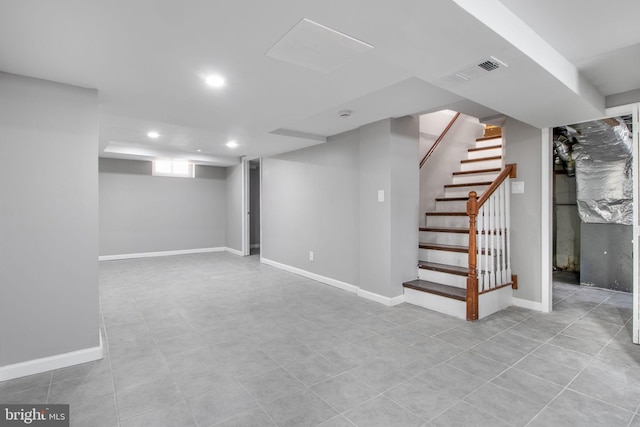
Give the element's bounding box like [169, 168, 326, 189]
[435, 197, 468, 202]
[444, 181, 492, 188]
[419, 242, 468, 253]
[468, 145, 501, 152]
[461, 155, 501, 164]
[476, 135, 502, 142]
[418, 261, 469, 276]
[419, 242, 495, 255]
[419, 226, 469, 234]
[424, 211, 467, 216]
[403, 280, 466, 301]
[453, 168, 500, 176]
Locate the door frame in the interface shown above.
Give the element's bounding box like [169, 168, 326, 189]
[542, 103, 640, 342]
[241, 156, 262, 257]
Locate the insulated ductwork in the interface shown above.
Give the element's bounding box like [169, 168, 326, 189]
[553, 134, 575, 176]
[570, 117, 633, 225]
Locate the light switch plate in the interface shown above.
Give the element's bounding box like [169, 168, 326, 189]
[512, 181, 524, 194]
[378, 190, 384, 202]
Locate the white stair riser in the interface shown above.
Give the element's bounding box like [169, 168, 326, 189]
[452, 172, 500, 185]
[418, 268, 466, 288]
[444, 185, 488, 198]
[404, 288, 466, 319]
[475, 138, 502, 149]
[460, 158, 502, 171]
[467, 147, 502, 160]
[419, 248, 494, 268]
[420, 231, 468, 246]
[435, 200, 467, 212]
[425, 215, 468, 228]
[478, 286, 512, 319]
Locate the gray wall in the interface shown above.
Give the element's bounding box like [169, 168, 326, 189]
[263, 117, 419, 298]
[504, 118, 543, 303]
[99, 158, 227, 255]
[263, 131, 360, 285]
[390, 117, 420, 296]
[0, 73, 100, 365]
[358, 121, 393, 295]
[225, 164, 243, 252]
[554, 173, 580, 271]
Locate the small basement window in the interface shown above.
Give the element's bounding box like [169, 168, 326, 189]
[152, 160, 195, 178]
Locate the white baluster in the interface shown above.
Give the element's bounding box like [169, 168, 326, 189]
[481, 204, 489, 290]
[487, 193, 495, 289]
[499, 183, 507, 284]
[477, 204, 483, 291]
[505, 177, 512, 280]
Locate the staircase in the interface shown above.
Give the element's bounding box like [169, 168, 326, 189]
[405, 128, 517, 320]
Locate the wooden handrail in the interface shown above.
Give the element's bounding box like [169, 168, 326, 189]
[477, 164, 516, 207]
[420, 112, 461, 168]
[465, 163, 516, 321]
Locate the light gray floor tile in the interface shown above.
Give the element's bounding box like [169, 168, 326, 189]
[120, 400, 196, 427]
[3, 254, 635, 427]
[384, 376, 459, 421]
[285, 354, 345, 386]
[0, 372, 51, 397]
[116, 376, 182, 420]
[446, 351, 509, 381]
[530, 343, 593, 370]
[317, 415, 356, 427]
[526, 407, 583, 427]
[0, 386, 49, 404]
[549, 389, 634, 426]
[186, 380, 258, 426]
[344, 395, 424, 427]
[569, 359, 640, 411]
[419, 364, 486, 398]
[310, 372, 379, 413]
[491, 367, 563, 405]
[434, 329, 485, 350]
[429, 401, 510, 427]
[238, 368, 305, 404]
[347, 358, 414, 392]
[464, 383, 546, 426]
[470, 340, 527, 365]
[262, 388, 337, 427]
[548, 333, 605, 355]
[214, 408, 277, 427]
[513, 354, 581, 386]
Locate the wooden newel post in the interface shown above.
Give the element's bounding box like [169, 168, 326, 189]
[466, 191, 479, 321]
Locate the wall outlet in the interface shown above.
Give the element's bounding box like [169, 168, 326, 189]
[309, 251, 314, 261]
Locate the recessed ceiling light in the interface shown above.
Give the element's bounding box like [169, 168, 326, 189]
[226, 140, 238, 148]
[147, 131, 160, 139]
[205, 74, 225, 88]
[197, 149, 202, 152]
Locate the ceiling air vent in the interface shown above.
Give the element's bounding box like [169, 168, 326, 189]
[477, 59, 500, 71]
[448, 56, 508, 83]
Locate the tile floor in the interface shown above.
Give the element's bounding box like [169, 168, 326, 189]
[1, 254, 640, 426]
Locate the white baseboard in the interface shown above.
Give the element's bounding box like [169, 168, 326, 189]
[225, 247, 244, 256]
[261, 258, 404, 306]
[512, 297, 545, 312]
[357, 289, 405, 306]
[0, 332, 103, 382]
[99, 247, 226, 261]
[261, 258, 359, 294]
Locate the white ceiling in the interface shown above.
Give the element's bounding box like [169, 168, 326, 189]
[0, 0, 637, 166]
